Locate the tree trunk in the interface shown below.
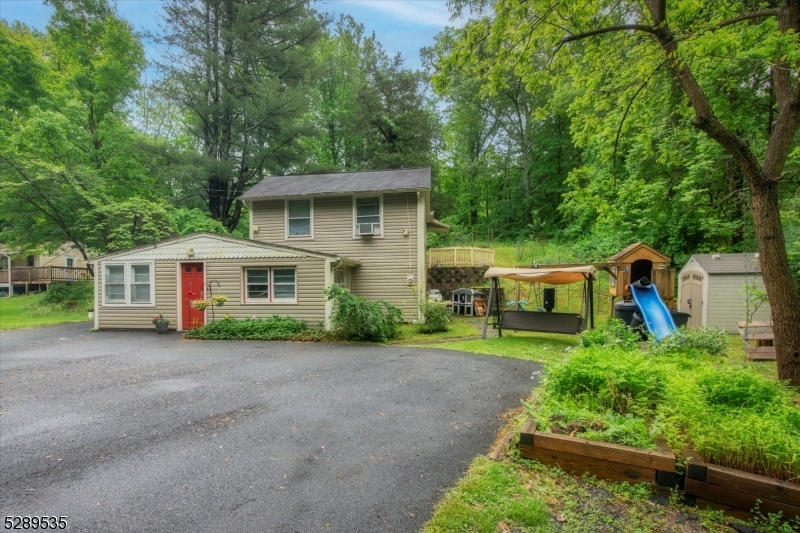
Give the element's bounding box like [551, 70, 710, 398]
[750, 179, 800, 384]
[642, 0, 800, 385]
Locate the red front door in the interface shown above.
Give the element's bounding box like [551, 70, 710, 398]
[181, 263, 205, 330]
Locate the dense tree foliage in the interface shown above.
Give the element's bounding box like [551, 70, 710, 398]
[0, 2, 174, 262]
[437, 0, 800, 384]
[303, 16, 438, 173]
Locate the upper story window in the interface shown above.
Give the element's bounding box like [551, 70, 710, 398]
[355, 196, 381, 236]
[65, 257, 75, 268]
[286, 199, 312, 238]
[104, 262, 154, 305]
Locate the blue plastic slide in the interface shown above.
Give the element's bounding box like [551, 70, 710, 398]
[629, 277, 676, 341]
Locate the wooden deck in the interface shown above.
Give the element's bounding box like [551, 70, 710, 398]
[0, 266, 92, 285]
[737, 321, 775, 361]
[428, 247, 495, 267]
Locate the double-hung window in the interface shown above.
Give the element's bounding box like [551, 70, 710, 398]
[244, 267, 296, 303]
[103, 263, 153, 305]
[287, 199, 312, 238]
[355, 196, 381, 236]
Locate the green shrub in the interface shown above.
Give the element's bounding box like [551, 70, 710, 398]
[650, 326, 728, 356]
[183, 315, 312, 340]
[40, 280, 93, 307]
[547, 348, 666, 416]
[579, 328, 610, 348]
[683, 326, 728, 355]
[323, 285, 402, 342]
[416, 301, 450, 334]
[606, 318, 641, 350]
[697, 366, 786, 410]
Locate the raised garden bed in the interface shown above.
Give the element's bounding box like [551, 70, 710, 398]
[684, 457, 800, 521]
[519, 417, 677, 487]
[519, 417, 800, 521]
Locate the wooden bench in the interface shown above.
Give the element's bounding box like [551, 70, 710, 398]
[737, 321, 775, 361]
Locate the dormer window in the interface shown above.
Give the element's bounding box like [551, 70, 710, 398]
[355, 196, 381, 236]
[286, 199, 312, 238]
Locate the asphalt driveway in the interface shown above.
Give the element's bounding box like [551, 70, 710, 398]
[0, 323, 540, 532]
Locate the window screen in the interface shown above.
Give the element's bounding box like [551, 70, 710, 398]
[104, 265, 125, 303]
[287, 200, 311, 237]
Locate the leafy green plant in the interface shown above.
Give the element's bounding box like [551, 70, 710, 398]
[546, 349, 666, 416]
[649, 326, 728, 356]
[40, 280, 93, 308]
[606, 318, 640, 350]
[697, 366, 786, 410]
[323, 285, 402, 342]
[578, 328, 609, 347]
[416, 300, 450, 334]
[182, 315, 314, 340]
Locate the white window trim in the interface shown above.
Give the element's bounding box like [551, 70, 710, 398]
[285, 198, 314, 240]
[102, 261, 156, 307]
[64, 256, 76, 268]
[242, 266, 298, 304]
[352, 194, 383, 239]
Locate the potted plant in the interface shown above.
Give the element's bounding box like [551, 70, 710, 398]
[211, 295, 228, 307]
[151, 313, 171, 333]
[191, 299, 210, 311]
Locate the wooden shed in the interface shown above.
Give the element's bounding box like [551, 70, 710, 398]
[607, 243, 674, 305]
[678, 253, 770, 333]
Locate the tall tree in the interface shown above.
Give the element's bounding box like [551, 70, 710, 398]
[0, 4, 172, 261]
[428, 21, 579, 239]
[159, 0, 326, 231]
[303, 16, 438, 173]
[448, 0, 800, 384]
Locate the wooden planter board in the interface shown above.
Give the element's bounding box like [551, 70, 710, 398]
[518, 417, 676, 485]
[519, 417, 799, 522]
[686, 459, 800, 521]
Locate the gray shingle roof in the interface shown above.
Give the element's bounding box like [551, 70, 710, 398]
[690, 253, 762, 274]
[241, 168, 431, 199]
[89, 233, 359, 264]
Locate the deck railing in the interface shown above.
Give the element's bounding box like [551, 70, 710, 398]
[428, 247, 495, 267]
[0, 266, 92, 284]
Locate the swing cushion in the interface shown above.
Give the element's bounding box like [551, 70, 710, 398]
[500, 310, 583, 334]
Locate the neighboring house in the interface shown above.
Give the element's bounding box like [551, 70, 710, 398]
[0, 243, 90, 296]
[678, 253, 771, 333]
[91, 168, 448, 331]
[0, 243, 87, 270]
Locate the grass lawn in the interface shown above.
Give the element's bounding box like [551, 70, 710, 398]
[390, 316, 480, 344]
[421, 330, 797, 533]
[0, 294, 90, 330]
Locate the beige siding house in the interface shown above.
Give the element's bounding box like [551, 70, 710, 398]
[90, 233, 359, 331]
[241, 167, 448, 320]
[678, 253, 771, 333]
[90, 166, 447, 331]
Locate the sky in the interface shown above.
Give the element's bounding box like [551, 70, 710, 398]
[0, 0, 460, 73]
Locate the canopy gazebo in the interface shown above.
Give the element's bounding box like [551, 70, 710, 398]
[481, 265, 596, 339]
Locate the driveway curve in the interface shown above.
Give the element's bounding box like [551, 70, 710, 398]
[0, 324, 540, 532]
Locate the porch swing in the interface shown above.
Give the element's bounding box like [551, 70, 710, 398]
[481, 265, 596, 339]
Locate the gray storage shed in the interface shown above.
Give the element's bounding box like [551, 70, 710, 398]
[677, 253, 771, 333]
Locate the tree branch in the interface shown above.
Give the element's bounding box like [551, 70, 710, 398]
[560, 25, 655, 44]
[716, 8, 781, 30]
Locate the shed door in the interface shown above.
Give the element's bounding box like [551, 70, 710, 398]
[181, 263, 205, 330]
[680, 273, 703, 327]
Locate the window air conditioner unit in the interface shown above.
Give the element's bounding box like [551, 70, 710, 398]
[357, 223, 380, 236]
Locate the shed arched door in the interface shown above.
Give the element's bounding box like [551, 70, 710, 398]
[680, 273, 703, 327]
